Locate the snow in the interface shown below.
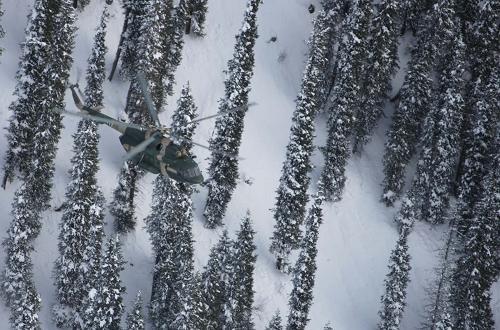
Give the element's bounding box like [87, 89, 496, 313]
[0, 0, 498, 329]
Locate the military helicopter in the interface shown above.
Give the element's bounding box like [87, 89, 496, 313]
[60, 73, 250, 185]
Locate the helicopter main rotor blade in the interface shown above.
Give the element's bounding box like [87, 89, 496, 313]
[185, 102, 257, 126]
[136, 71, 162, 128]
[55, 108, 147, 132]
[170, 133, 244, 160]
[123, 131, 162, 162]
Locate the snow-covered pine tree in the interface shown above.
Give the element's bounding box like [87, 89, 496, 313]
[456, 0, 479, 51]
[2, 0, 57, 187]
[199, 231, 233, 328]
[30, 0, 76, 211]
[157, 0, 184, 100]
[320, 0, 372, 202]
[287, 193, 323, 330]
[171, 82, 199, 150]
[320, 0, 350, 14]
[266, 310, 283, 330]
[190, 0, 208, 35]
[204, 0, 260, 228]
[82, 236, 126, 329]
[189, 272, 206, 329]
[381, 47, 432, 206]
[378, 222, 413, 330]
[450, 130, 499, 330]
[0, 0, 4, 58]
[119, 0, 149, 79]
[455, 0, 499, 232]
[147, 176, 196, 329]
[147, 82, 198, 329]
[399, 0, 433, 34]
[455, 69, 499, 235]
[270, 11, 333, 271]
[352, 0, 400, 153]
[421, 219, 457, 330]
[24, 0, 75, 211]
[381, 0, 457, 206]
[52, 6, 109, 327]
[319, 2, 351, 109]
[110, 165, 139, 232]
[2, 184, 42, 329]
[126, 292, 145, 330]
[467, 0, 499, 81]
[416, 22, 465, 225]
[226, 212, 257, 329]
[73, 0, 91, 10]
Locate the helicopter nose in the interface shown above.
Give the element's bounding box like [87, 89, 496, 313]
[181, 166, 204, 184]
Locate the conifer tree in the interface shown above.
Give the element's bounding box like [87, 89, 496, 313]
[321, 0, 372, 201]
[287, 193, 323, 330]
[381, 0, 458, 206]
[352, 0, 400, 152]
[82, 236, 126, 329]
[421, 221, 456, 330]
[147, 176, 196, 329]
[416, 24, 465, 224]
[455, 70, 499, 235]
[190, 272, 206, 329]
[227, 213, 257, 329]
[0, 0, 4, 58]
[126, 292, 145, 330]
[190, 0, 209, 35]
[266, 310, 283, 330]
[378, 222, 413, 330]
[467, 0, 499, 81]
[110, 165, 139, 232]
[399, 0, 433, 34]
[147, 87, 198, 328]
[119, 0, 149, 79]
[450, 131, 499, 330]
[204, 0, 260, 228]
[171, 83, 199, 150]
[2, 185, 42, 329]
[320, 0, 372, 202]
[455, 0, 499, 230]
[319, 0, 351, 106]
[52, 6, 109, 327]
[2, 0, 59, 186]
[200, 231, 233, 328]
[73, 0, 91, 10]
[270, 12, 333, 270]
[29, 0, 76, 211]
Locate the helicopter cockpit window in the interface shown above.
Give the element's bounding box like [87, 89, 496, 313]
[182, 167, 201, 178]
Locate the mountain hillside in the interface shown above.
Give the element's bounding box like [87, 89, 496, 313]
[0, 0, 498, 329]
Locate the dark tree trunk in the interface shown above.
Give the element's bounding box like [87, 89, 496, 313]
[109, 9, 131, 81]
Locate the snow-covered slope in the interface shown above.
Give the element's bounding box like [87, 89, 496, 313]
[0, 0, 498, 329]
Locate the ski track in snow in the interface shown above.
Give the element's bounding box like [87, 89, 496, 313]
[0, 0, 498, 329]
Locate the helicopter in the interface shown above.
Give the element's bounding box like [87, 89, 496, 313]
[61, 73, 250, 185]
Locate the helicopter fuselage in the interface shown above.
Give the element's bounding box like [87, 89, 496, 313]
[80, 106, 204, 184]
[119, 126, 203, 184]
